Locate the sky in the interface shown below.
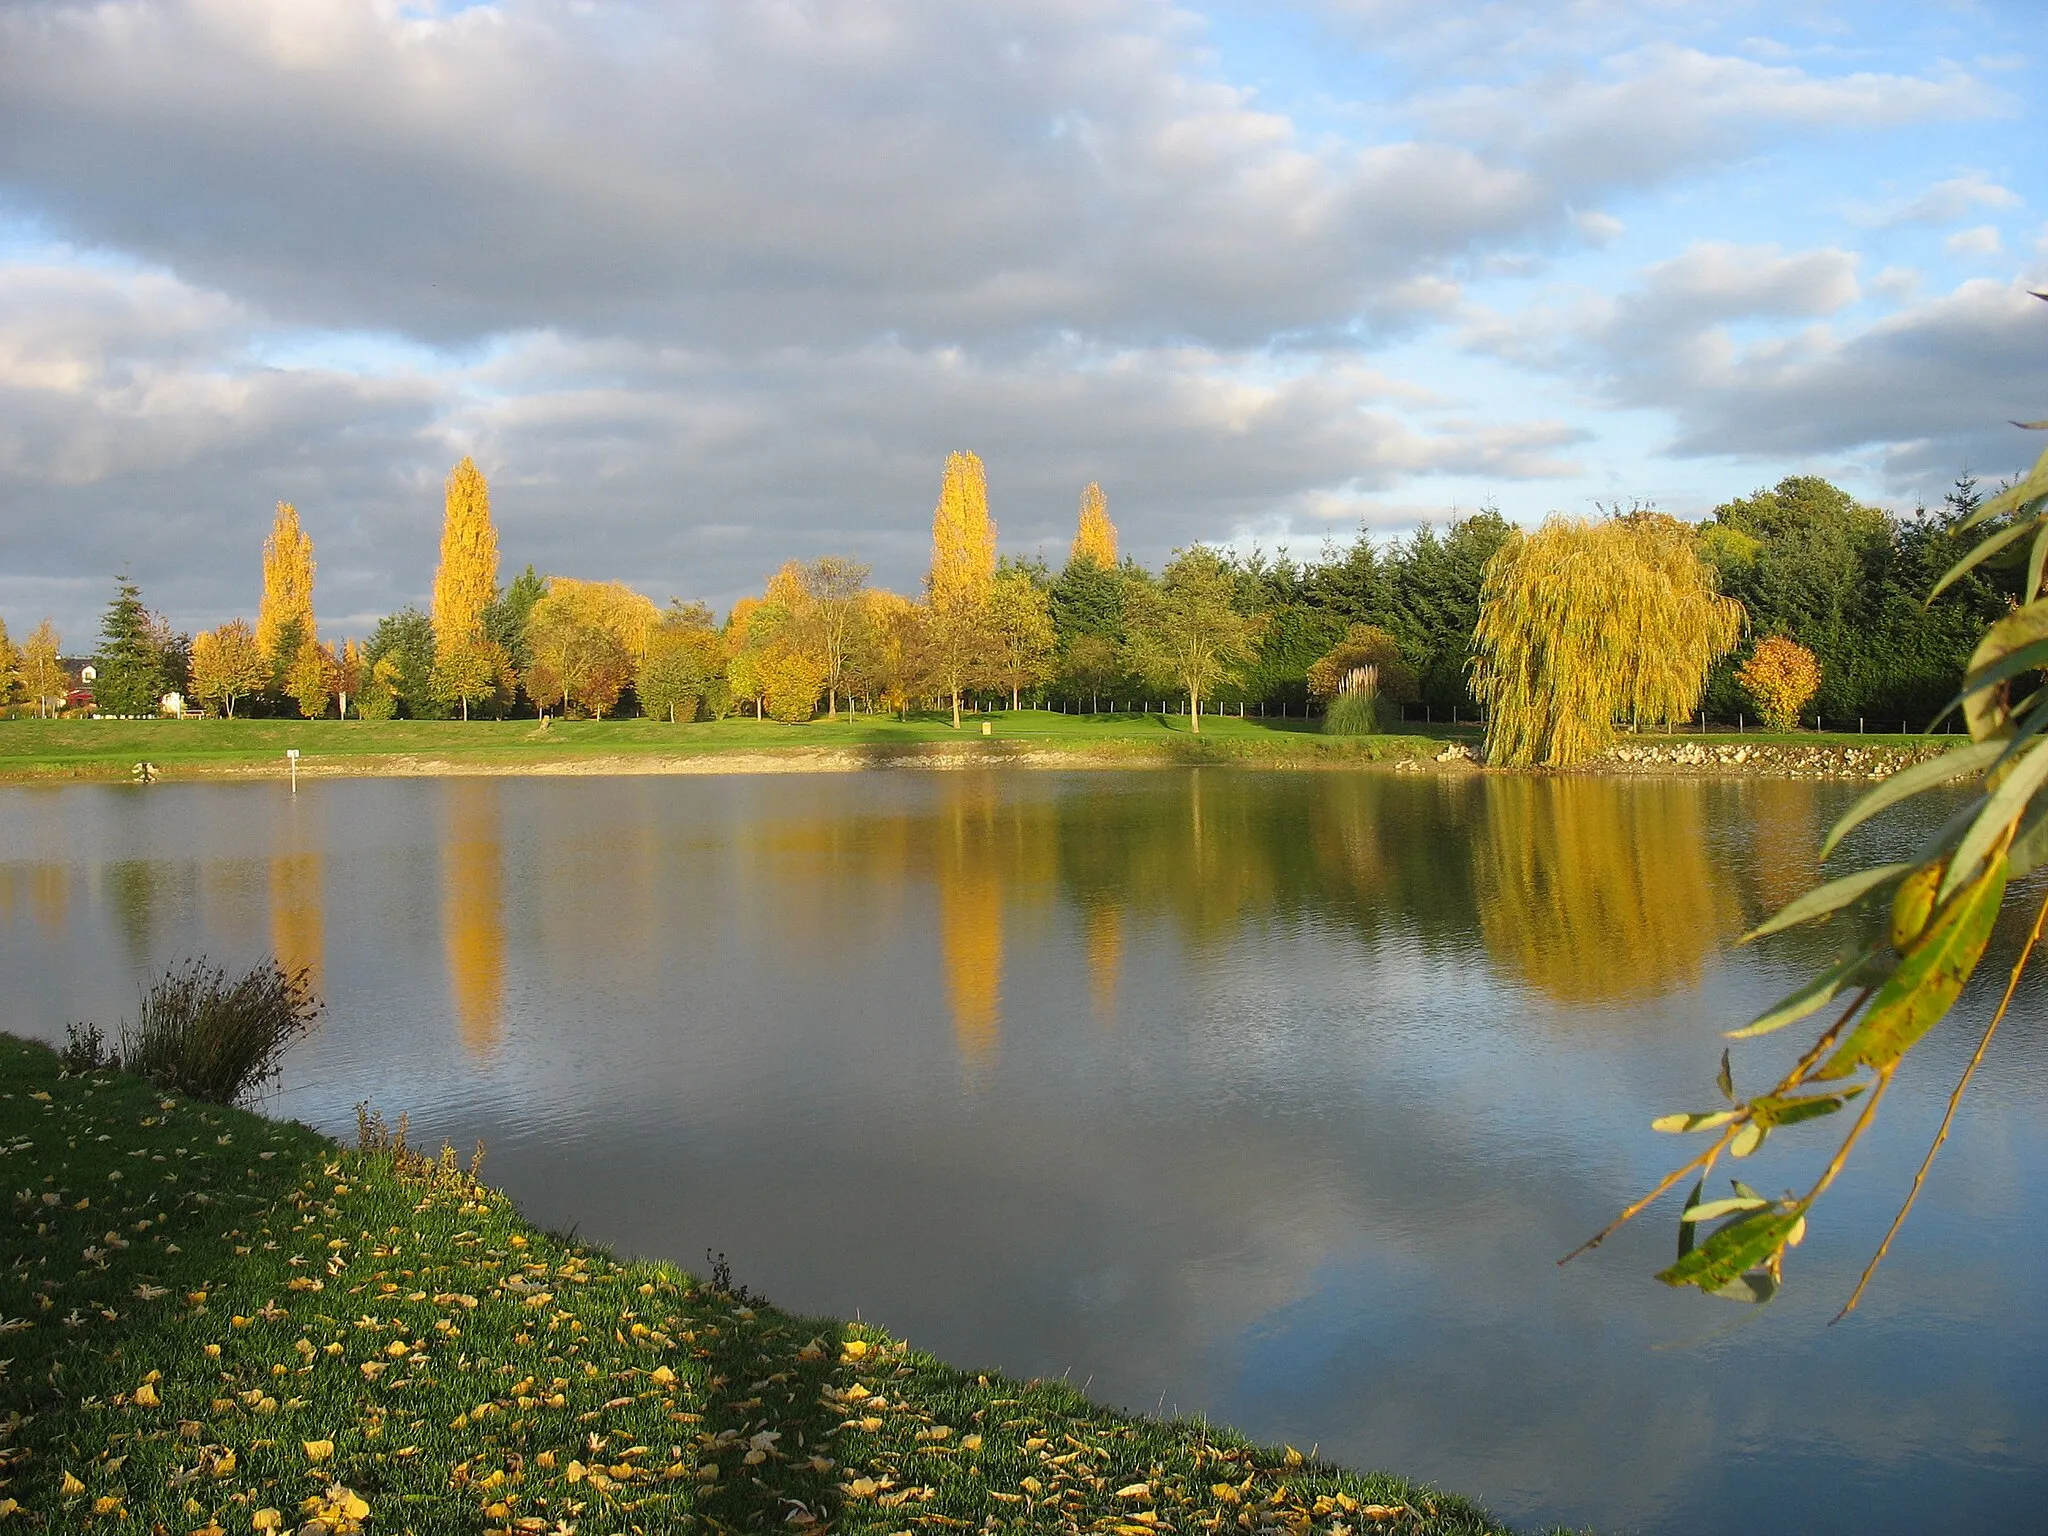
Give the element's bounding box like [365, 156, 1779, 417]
[2, 0, 2045, 645]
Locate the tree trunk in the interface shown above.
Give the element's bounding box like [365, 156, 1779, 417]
[1189, 689, 1200, 734]
[952, 685, 961, 729]
[461, 696, 469, 722]
[1011, 683, 1020, 711]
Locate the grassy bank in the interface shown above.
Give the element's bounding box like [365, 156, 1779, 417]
[0, 712, 1945, 785]
[0, 714, 1460, 783]
[0, 1036, 1511, 1535]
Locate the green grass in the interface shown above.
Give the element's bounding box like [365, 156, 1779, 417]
[0, 712, 1948, 785]
[0, 713, 1464, 783]
[0, 1035, 1512, 1534]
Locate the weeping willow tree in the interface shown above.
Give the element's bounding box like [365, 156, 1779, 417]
[1568, 369, 2048, 1316]
[1471, 513, 1744, 767]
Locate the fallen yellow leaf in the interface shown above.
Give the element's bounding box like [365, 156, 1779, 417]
[304, 1440, 334, 1463]
[59, 1473, 85, 1497]
[133, 1382, 160, 1407]
[251, 1512, 282, 1532]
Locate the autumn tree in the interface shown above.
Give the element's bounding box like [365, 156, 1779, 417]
[20, 621, 64, 717]
[1471, 514, 1743, 768]
[335, 639, 366, 720]
[1306, 624, 1418, 702]
[1071, 482, 1117, 567]
[638, 606, 724, 723]
[288, 642, 340, 719]
[1122, 548, 1263, 733]
[985, 568, 1057, 709]
[1737, 634, 1822, 732]
[782, 557, 871, 719]
[255, 501, 316, 683]
[358, 658, 401, 721]
[432, 639, 508, 721]
[853, 591, 929, 718]
[432, 456, 499, 656]
[190, 621, 269, 717]
[924, 452, 998, 727]
[523, 578, 653, 718]
[0, 618, 19, 707]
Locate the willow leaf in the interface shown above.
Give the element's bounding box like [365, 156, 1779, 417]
[1817, 856, 2008, 1081]
[1727, 947, 1890, 1040]
[1681, 1195, 1769, 1223]
[1748, 1088, 1863, 1129]
[1931, 511, 2040, 598]
[1942, 740, 2048, 903]
[2007, 806, 2048, 878]
[1658, 1209, 1801, 1292]
[1821, 741, 2002, 858]
[2029, 524, 2048, 605]
[1938, 637, 2048, 723]
[1965, 602, 2048, 739]
[1742, 863, 1912, 944]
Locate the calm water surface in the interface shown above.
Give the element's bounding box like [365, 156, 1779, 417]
[2, 770, 2043, 1534]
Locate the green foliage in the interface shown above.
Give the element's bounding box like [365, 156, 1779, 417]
[93, 574, 181, 714]
[1121, 548, 1263, 731]
[1702, 475, 2014, 725]
[1049, 555, 1129, 645]
[484, 563, 547, 673]
[364, 607, 439, 719]
[1322, 689, 1382, 735]
[118, 957, 323, 1106]
[1581, 406, 2048, 1318]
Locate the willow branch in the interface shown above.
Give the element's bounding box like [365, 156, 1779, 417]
[1832, 889, 2048, 1324]
[1559, 1127, 1736, 1266]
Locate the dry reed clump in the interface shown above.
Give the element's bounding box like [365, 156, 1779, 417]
[1323, 668, 1384, 735]
[118, 957, 322, 1105]
[354, 1103, 488, 1197]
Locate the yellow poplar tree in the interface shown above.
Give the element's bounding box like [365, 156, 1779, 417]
[432, 457, 499, 654]
[1071, 482, 1117, 566]
[927, 451, 997, 728]
[254, 501, 316, 672]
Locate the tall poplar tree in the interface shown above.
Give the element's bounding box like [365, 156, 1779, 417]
[433, 457, 500, 655]
[255, 501, 316, 678]
[1071, 482, 1117, 567]
[926, 451, 996, 728]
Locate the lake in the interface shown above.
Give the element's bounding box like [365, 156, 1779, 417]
[1, 769, 2043, 1534]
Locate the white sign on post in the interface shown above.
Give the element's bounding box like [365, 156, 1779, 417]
[286, 748, 300, 794]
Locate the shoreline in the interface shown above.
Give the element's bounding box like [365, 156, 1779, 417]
[0, 1034, 1510, 1534]
[0, 717, 1954, 785]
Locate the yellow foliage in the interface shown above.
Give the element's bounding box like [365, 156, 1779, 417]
[190, 620, 270, 717]
[760, 650, 828, 722]
[432, 457, 498, 653]
[20, 619, 64, 716]
[928, 451, 996, 611]
[442, 781, 505, 1056]
[255, 502, 316, 667]
[1071, 482, 1117, 566]
[1472, 514, 1743, 767]
[537, 578, 661, 665]
[1737, 634, 1822, 731]
[1475, 777, 1737, 1004]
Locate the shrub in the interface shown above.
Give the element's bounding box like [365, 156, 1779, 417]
[1307, 624, 1417, 702]
[1323, 687, 1382, 736]
[120, 958, 322, 1104]
[1737, 634, 1822, 731]
[60, 1022, 117, 1074]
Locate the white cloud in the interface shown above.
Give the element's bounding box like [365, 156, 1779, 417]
[1946, 224, 2005, 257]
[1861, 170, 2023, 228]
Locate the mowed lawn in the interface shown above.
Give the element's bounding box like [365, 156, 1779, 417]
[0, 712, 1465, 781]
